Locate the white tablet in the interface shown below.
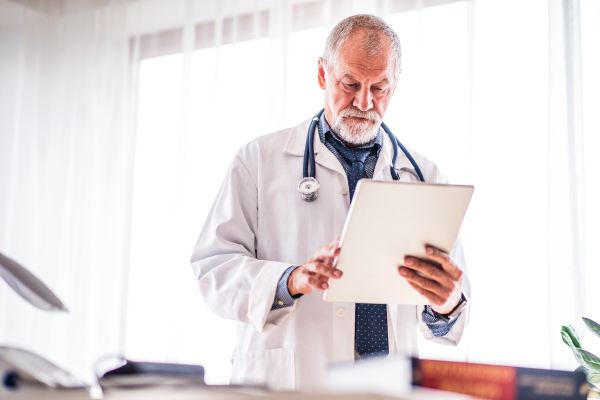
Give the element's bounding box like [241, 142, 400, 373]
[323, 180, 474, 305]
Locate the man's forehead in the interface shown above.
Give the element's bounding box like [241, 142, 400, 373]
[332, 32, 394, 81]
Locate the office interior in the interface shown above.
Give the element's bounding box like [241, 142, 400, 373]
[0, 0, 599, 392]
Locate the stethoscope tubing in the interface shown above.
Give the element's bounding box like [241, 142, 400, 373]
[380, 121, 425, 182]
[302, 108, 425, 183]
[303, 109, 325, 179]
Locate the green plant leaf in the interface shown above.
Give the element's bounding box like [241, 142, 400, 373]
[589, 371, 600, 385]
[570, 325, 582, 344]
[583, 317, 600, 340]
[575, 365, 600, 392]
[562, 325, 582, 348]
[562, 331, 576, 349]
[588, 371, 600, 392]
[572, 348, 600, 372]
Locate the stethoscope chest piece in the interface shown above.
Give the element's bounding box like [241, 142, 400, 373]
[298, 177, 319, 202]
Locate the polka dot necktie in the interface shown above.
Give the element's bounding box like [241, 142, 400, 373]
[334, 145, 372, 199]
[329, 141, 389, 360]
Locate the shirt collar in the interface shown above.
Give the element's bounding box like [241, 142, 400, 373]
[318, 112, 383, 150]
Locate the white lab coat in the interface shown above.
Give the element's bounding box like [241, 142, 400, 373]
[190, 117, 471, 392]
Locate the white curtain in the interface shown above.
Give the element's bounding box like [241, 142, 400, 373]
[1, 0, 599, 386]
[548, 0, 587, 369]
[0, 0, 135, 383]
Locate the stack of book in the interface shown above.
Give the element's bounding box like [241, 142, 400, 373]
[412, 358, 589, 400]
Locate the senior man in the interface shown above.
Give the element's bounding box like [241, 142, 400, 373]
[191, 14, 470, 391]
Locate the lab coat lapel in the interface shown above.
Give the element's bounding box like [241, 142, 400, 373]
[314, 140, 346, 178]
[283, 117, 347, 178]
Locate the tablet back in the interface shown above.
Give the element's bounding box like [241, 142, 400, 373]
[323, 180, 473, 305]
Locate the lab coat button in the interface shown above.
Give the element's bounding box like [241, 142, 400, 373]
[336, 308, 345, 317]
[340, 187, 348, 195]
[278, 300, 284, 306]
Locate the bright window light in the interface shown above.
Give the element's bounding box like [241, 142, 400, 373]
[126, 0, 599, 384]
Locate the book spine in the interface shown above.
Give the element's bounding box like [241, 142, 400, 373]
[515, 367, 588, 399]
[412, 359, 588, 400]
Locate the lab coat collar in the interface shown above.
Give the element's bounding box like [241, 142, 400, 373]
[283, 117, 346, 177]
[283, 117, 312, 156]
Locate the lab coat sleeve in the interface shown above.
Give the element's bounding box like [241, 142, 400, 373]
[190, 154, 293, 333]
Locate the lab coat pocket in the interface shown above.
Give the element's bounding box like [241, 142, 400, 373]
[231, 347, 295, 392]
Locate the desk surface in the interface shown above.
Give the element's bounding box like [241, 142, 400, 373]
[1, 385, 480, 400]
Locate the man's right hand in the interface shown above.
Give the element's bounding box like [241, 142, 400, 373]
[288, 237, 342, 296]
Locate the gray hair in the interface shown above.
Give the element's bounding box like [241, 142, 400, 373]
[322, 14, 402, 83]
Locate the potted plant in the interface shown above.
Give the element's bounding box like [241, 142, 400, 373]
[562, 317, 600, 397]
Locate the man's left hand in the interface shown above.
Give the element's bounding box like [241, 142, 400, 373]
[398, 247, 462, 315]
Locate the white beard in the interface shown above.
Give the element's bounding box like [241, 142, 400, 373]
[331, 108, 382, 146]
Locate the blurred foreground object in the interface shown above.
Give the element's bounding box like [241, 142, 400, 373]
[0, 252, 68, 312]
[0, 352, 482, 400]
[327, 356, 476, 400]
[100, 360, 205, 389]
[0, 346, 85, 393]
[412, 358, 589, 400]
[327, 356, 411, 397]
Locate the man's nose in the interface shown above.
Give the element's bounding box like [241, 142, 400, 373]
[353, 86, 373, 111]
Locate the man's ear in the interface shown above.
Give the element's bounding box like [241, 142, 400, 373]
[390, 69, 401, 96]
[318, 57, 326, 90]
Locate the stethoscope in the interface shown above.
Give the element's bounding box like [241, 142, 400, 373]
[298, 108, 425, 202]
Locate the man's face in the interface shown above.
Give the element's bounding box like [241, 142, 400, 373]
[318, 31, 397, 146]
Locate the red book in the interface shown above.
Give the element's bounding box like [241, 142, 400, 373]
[412, 358, 588, 400]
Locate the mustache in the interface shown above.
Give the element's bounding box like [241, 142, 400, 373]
[338, 108, 381, 122]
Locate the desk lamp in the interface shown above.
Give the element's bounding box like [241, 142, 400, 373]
[0, 252, 68, 312]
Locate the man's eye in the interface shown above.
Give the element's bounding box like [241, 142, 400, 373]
[344, 83, 357, 88]
[373, 87, 385, 92]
